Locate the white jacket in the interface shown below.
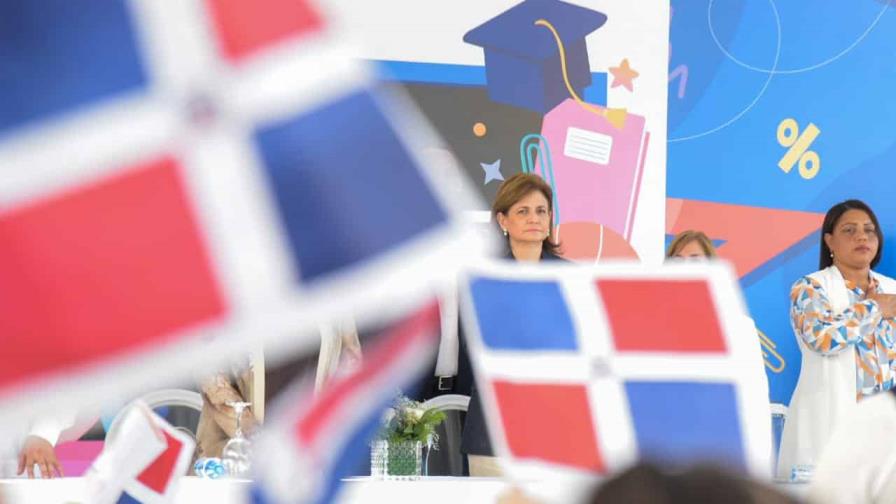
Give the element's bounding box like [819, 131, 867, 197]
[808, 393, 896, 504]
[777, 266, 896, 480]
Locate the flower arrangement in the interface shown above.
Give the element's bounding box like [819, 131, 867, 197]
[380, 395, 446, 448]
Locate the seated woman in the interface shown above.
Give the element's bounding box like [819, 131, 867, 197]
[777, 199, 896, 480]
[195, 354, 262, 460]
[666, 230, 717, 260]
[195, 322, 361, 460]
[462, 173, 565, 477]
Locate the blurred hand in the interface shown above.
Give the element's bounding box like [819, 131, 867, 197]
[17, 436, 63, 479]
[867, 292, 896, 319]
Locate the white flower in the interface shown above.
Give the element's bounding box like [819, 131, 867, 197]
[407, 407, 425, 421]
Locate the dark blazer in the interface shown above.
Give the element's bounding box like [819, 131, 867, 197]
[461, 248, 566, 456]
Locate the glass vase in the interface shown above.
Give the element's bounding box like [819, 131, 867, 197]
[385, 440, 422, 480]
[370, 440, 387, 478]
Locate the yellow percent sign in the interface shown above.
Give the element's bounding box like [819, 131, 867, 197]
[777, 118, 821, 179]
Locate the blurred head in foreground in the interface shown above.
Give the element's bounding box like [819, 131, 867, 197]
[665, 230, 717, 261]
[587, 463, 799, 504]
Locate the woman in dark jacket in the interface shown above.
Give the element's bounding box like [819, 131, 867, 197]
[462, 173, 565, 476]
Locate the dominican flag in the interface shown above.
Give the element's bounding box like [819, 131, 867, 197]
[250, 301, 440, 504]
[0, 0, 481, 425]
[85, 401, 194, 504]
[460, 261, 771, 479]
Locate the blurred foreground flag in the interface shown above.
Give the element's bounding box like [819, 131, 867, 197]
[0, 0, 481, 423]
[250, 302, 440, 504]
[461, 261, 771, 479]
[85, 401, 194, 504]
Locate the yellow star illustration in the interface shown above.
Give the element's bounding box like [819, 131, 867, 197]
[609, 58, 639, 92]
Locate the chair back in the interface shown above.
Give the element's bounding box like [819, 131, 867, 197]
[106, 388, 203, 444]
[420, 394, 470, 476]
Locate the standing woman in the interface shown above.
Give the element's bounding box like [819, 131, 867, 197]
[778, 200, 896, 480]
[462, 173, 564, 476]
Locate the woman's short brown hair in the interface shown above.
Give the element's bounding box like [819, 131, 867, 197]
[491, 173, 560, 255]
[666, 230, 717, 259]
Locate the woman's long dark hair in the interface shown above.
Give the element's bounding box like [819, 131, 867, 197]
[819, 199, 883, 269]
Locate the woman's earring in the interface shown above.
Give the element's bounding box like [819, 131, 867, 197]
[502, 228, 508, 237]
[830, 252, 834, 259]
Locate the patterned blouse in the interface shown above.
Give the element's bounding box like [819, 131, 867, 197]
[790, 275, 896, 397]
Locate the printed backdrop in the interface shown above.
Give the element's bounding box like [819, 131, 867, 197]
[334, 0, 670, 265]
[667, 0, 896, 404]
[334, 0, 895, 405]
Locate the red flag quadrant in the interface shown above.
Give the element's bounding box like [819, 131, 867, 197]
[0, 157, 226, 389]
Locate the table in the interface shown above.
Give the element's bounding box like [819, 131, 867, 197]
[0, 476, 590, 504]
[0, 477, 250, 504]
[0, 475, 807, 503]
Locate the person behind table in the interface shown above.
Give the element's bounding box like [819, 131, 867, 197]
[195, 322, 361, 460]
[666, 230, 717, 260]
[13, 417, 69, 479]
[462, 173, 565, 477]
[777, 199, 896, 480]
[665, 227, 770, 414]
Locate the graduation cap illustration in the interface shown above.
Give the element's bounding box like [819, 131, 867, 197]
[464, 0, 620, 121]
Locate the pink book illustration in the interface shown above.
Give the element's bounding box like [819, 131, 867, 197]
[537, 98, 649, 240]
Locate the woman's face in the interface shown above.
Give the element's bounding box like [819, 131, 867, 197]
[673, 240, 709, 261]
[497, 190, 551, 245]
[824, 209, 878, 270]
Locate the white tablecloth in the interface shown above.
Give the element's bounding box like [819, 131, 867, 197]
[0, 476, 250, 504]
[0, 476, 807, 503]
[0, 476, 588, 504]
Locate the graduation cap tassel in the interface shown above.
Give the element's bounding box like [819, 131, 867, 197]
[534, 19, 628, 130]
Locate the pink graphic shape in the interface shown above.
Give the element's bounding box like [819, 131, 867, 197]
[666, 198, 824, 277]
[56, 441, 104, 477]
[539, 99, 648, 240]
[556, 222, 639, 262]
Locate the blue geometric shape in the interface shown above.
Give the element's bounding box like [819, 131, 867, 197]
[463, 0, 607, 113]
[375, 60, 488, 87]
[374, 59, 608, 107]
[470, 277, 578, 350]
[481, 159, 504, 184]
[116, 492, 141, 504]
[253, 89, 447, 283]
[625, 381, 746, 470]
[582, 72, 608, 107]
[0, 0, 148, 135]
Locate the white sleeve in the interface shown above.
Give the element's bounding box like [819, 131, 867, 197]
[27, 411, 76, 446]
[316, 324, 343, 393]
[435, 288, 459, 378]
